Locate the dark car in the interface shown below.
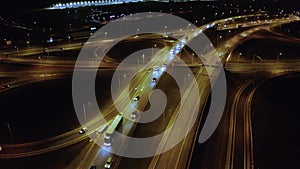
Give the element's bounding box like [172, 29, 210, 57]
[152, 78, 157, 83]
[1, 84, 10, 90]
[133, 96, 140, 101]
[90, 165, 96, 169]
[131, 111, 138, 119]
[79, 127, 88, 134]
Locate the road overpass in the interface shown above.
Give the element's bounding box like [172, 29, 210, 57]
[1, 12, 299, 169]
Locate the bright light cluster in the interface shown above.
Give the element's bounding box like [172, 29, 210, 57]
[50, 0, 143, 9]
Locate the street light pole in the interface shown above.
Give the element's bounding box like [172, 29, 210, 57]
[186, 23, 191, 30]
[194, 20, 198, 26]
[192, 53, 194, 65]
[217, 35, 222, 46]
[15, 46, 19, 57]
[152, 44, 157, 58]
[39, 56, 46, 80]
[238, 52, 242, 62]
[6, 122, 15, 144]
[277, 52, 282, 64]
[68, 36, 71, 44]
[104, 32, 107, 40]
[214, 13, 218, 20]
[202, 17, 206, 25]
[83, 103, 87, 123]
[45, 48, 49, 58]
[26, 41, 30, 49]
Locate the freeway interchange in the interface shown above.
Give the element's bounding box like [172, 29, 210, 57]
[1, 12, 300, 169]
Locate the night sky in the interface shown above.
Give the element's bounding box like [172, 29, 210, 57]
[0, 0, 54, 14]
[0, 0, 298, 15]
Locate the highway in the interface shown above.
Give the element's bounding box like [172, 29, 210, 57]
[143, 14, 300, 169]
[81, 13, 269, 169]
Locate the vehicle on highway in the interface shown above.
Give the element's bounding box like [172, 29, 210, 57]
[152, 78, 157, 83]
[154, 67, 159, 71]
[104, 157, 113, 169]
[79, 127, 88, 134]
[162, 63, 167, 67]
[104, 115, 123, 146]
[97, 125, 108, 134]
[133, 96, 140, 101]
[131, 111, 138, 119]
[90, 165, 96, 169]
[1, 84, 10, 90]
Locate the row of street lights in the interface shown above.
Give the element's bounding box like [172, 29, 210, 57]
[237, 52, 283, 63]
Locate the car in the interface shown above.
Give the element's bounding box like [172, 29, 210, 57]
[104, 157, 113, 169]
[133, 96, 140, 101]
[154, 67, 159, 71]
[79, 127, 88, 134]
[152, 78, 157, 83]
[90, 165, 96, 169]
[131, 111, 138, 119]
[162, 63, 167, 67]
[1, 84, 10, 90]
[97, 125, 108, 134]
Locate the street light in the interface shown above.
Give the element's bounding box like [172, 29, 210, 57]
[277, 52, 282, 64]
[186, 23, 191, 30]
[163, 26, 167, 35]
[104, 32, 107, 40]
[238, 52, 242, 62]
[192, 53, 194, 65]
[14, 46, 19, 57]
[194, 20, 198, 26]
[202, 17, 206, 24]
[214, 13, 218, 20]
[6, 122, 15, 143]
[152, 44, 157, 57]
[68, 35, 71, 44]
[39, 56, 46, 80]
[44, 48, 50, 58]
[217, 35, 222, 45]
[26, 41, 30, 49]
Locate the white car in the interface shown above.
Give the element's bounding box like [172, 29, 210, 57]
[97, 125, 108, 134]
